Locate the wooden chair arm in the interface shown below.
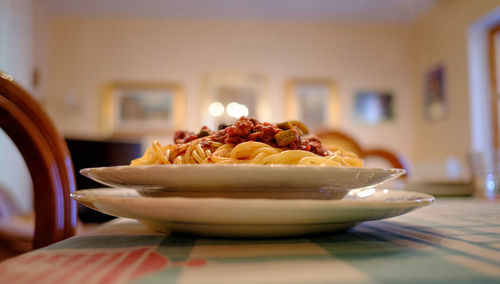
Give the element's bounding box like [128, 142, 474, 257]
[0, 72, 76, 248]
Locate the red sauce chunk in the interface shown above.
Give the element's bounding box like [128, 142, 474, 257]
[173, 117, 331, 156]
[173, 130, 197, 144]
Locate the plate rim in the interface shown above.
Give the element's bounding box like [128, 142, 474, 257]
[79, 165, 407, 193]
[80, 164, 407, 175]
[71, 187, 435, 208]
[70, 188, 434, 229]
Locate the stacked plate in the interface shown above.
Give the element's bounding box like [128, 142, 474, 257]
[73, 165, 433, 237]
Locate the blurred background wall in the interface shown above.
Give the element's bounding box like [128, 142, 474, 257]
[1, 0, 500, 211]
[45, 18, 414, 155]
[409, 0, 500, 180]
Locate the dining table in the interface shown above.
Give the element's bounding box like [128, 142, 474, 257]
[0, 196, 499, 284]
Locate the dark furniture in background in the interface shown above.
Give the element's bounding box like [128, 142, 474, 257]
[66, 138, 142, 223]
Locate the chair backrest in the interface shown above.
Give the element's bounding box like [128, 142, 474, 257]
[316, 129, 410, 177]
[0, 72, 76, 249]
[315, 130, 364, 156]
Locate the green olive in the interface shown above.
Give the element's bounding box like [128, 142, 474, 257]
[276, 120, 309, 135]
[275, 129, 299, 147]
[277, 121, 294, 130]
[197, 130, 210, 138]
[289, 120, 309, 134]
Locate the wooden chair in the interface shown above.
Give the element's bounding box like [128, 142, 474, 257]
[316, 129, 410, 177]
[315, 130, 364, 156]
[0, 72, 76, 250]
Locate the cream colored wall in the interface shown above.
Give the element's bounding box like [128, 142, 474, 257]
[33, 0, 49, 103]
[46, 17, 414, 161]
[0, 0, 34, 93]
[0, 0, 46, 213]
[409, 0, 500, 180]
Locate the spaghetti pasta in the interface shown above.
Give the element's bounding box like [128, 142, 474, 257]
[130, 117, 364, 167]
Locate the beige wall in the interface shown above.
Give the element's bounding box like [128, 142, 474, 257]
[2, 1, 499, 211]
[409, 0, 500, 179]
[0, 0, 48, 212]
[0, 0, 34, 93]
[46, 17, 414, 161]
[1, 0, 499, 214]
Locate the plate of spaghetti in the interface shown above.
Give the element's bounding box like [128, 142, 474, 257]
[81, 117, 405, 199]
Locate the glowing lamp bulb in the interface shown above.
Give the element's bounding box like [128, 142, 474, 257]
[226, 102, 240, 118]
[226, 102, 249, 118]
[238, 104, 249, 117]
[209, 102, 224, 117]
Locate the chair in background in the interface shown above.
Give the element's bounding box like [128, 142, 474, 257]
[315, 130, 364, 156]
[0, 72, 76, 250]
[316, 129, 410, 177]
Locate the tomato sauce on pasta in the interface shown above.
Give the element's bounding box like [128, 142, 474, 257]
[131, 117, 364, 167]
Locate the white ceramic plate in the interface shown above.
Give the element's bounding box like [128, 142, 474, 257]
[80, 165, 406, 199]
[71, 188, 433, 238]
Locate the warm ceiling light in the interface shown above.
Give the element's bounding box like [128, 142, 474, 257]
[208, 101, 224, 117]
[239, 104, 249, 117]
[226, 102, 248, 118]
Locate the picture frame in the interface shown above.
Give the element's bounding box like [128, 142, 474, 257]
[353, 91, 395, 124]
[424, 65, 446, 121]
[102, 82, 185, 137]
[202, 73, 267, 128]
[285, 79, 339, 132]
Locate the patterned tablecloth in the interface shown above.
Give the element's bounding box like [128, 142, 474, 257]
[1, 198, 499, 284]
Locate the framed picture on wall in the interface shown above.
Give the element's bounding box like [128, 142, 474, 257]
[202, 73, 267, 128]
[103, 82, 185, 137]
[424, 65, 446, 121]
[285, 79, 339, 132]
[353, 91, 395, 124]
